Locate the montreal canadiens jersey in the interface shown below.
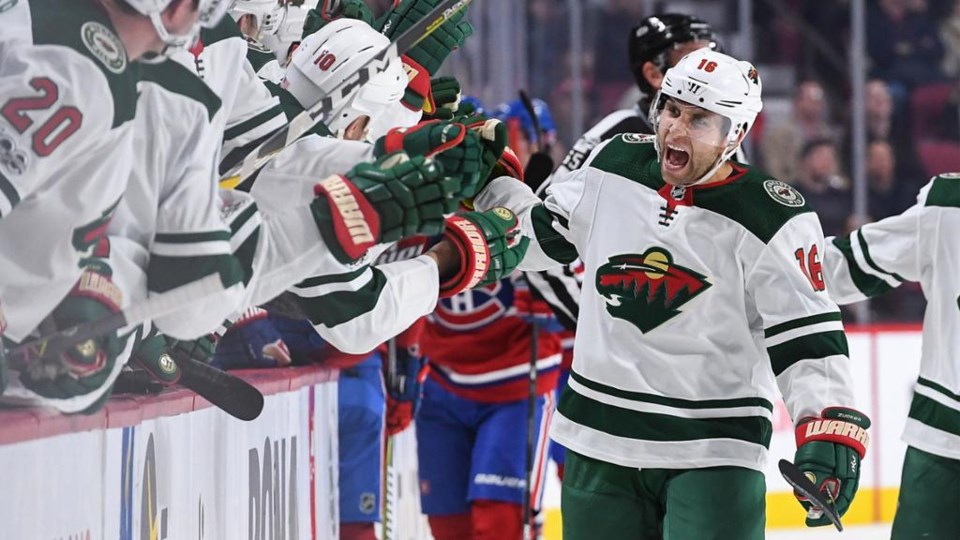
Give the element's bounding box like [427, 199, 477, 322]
[421, 273, 563, 403]
[0, 0, 139, 341]
[475, 134, 857, 471]
[824, 173, 960, 459]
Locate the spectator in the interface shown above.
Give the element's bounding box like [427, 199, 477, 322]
[760, 80, 838, 182]
[867, 0, 946, 107]
[793, 138, 852, 237]
[942, 0, 960, 77]
[867, 140, 914, 219]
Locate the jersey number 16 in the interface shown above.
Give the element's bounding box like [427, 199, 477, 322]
[794, 244, 825, 292]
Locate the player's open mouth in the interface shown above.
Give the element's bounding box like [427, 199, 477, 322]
[664, 144, 690, 172]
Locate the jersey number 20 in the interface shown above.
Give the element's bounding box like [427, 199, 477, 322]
[2, 77, 82, 157]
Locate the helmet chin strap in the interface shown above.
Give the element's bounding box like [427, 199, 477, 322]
[147, 11, 200, 57]
[685, 127, 743, 187]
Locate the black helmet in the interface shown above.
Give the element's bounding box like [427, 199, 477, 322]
[628, 14, 718, 96]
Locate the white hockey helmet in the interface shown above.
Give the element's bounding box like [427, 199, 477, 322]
[650, 49, 762, 180]
[283, 18, 407, 139]
[123, 0, 231, 49]
[229, 0, 287, 38]
[261, 4, 309, 62]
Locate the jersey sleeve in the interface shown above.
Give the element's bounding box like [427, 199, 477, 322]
[824, 180, 934, 304]
[218, 56, 287, 172]
[0, 45, 123, 217]
[746, 213, 856, 423]
[290, 256, 439, 354]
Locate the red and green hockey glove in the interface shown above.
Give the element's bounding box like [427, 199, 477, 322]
[374, 120, 484, 199]
[380, 0, 473, 110]
[435, 208, 530, 297]
[302, 0, 376, 38]
[792, 407, 871, 527]
[20, 269, 124, 403]
[423, 76, 462, 120]
[452, 106, 510, 195]
[311, 153, 460, 263]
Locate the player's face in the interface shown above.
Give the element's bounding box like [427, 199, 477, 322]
[656, 98, 728, 186]
[163, 0, 204, 37]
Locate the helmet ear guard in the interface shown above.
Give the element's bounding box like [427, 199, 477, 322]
[125, 0, 231, 53]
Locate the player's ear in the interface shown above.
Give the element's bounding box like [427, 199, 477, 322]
[642, 61, 664, 92]
[162, 0, 201, 33]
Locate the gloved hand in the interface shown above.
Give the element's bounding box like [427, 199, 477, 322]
[374, 120, 484, 198]
[379, 0, 473, 111]
[432, 208, 530, 297]
[20, 269, 124, 401]
[129, 328, 181, 387]
[384, 344, 428, 436]
[311, 152, 460, 263]
[423, 76, 462, 120]
[211, 307, 291, 370]
[793, 407, 871, 527]
[302, 0, 376, 38]
[451, 105, 510, 195]
[379, 0, 474, 73]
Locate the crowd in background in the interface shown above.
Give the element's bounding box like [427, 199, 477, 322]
[519, 0, 960, 322]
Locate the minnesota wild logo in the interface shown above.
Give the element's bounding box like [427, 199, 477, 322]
[595, 248, 711, 332]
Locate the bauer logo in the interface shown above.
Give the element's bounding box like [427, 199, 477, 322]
[81, 22, 127, 74]
[248, 436, 299, 540]
[595, 248, 711, 333]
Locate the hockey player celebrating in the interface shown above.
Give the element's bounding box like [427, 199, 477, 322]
[822, 172, 960, 539]
[471, 49, 870, 538]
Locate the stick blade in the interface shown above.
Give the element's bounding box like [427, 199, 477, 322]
[778, 459, 844, 532]
[175, 356, 264, 421]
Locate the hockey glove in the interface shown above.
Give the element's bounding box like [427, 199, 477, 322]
[129, 328, 181, 387]
[302, 0, 376, 38]
[452, 107, 510, 196]
[20, 270, 125, 403]
[436, 208, 530, 297]
[211, 307, 291, 370]
[311, 152, 458, 263]
[374, 121, 484, 199]
[793, 407, 871, 527]
[380, 0, 473, 110]
[423, 76, 462, 120]
[384, 346, 428, 436]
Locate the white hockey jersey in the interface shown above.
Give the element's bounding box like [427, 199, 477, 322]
[475, 134, 857, 471]
[0, 0, 139, 341]
[824, 173, 960, 459]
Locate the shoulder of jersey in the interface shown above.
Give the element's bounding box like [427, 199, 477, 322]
[27, 0, 139, 127]
[923, 172, 960, 209]
[245, 40, 277, 72]
[694, 166, 815, 244]
[139, 60, 222, 121]
[200, 15, 245, 47]
[587, 132, 659, 178]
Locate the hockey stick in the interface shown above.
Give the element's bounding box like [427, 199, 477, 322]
[382, 337, 399, 540]
[221, 0, 476, 187]
[518, 90, 555, 192]
[778, 459, 844, 532]
[171, 351, 265, 421]
[522, 318, 539, 540]
[4, 274, 226, 368]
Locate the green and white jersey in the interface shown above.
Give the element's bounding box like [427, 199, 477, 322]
[476, 134, 856, 471]
[173, 18, 286, 175]
[0, 0, 139, 341]
[824, 173, 960, 459]
[245, 37, 285, 84]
